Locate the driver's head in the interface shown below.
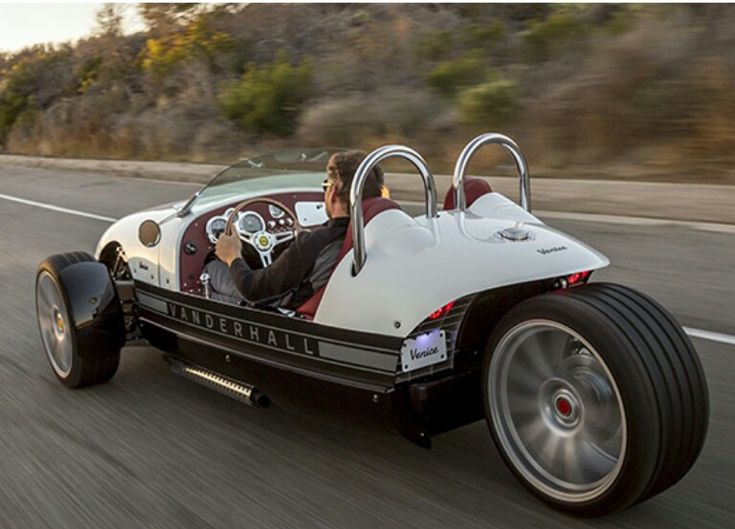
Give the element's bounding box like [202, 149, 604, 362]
[323, 150, 384, 219]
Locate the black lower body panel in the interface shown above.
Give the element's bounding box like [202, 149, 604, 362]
[141, 320, 399, 422]
[139, 312, 483, 448]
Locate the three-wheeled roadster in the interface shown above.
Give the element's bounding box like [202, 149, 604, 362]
[35, 133, 709, 515]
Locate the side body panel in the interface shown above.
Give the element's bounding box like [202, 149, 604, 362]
[315, 193, 609, 336]
[135, 282, 404, 390]
[98, 191, 609, 339]
[95, 187, 319, 290]
[95, 207, 179, 287]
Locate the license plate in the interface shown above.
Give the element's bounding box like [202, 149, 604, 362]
[400, 329, 447, 372]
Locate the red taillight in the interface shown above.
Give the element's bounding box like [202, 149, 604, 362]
[566, 270, 591, 286]
[428, 301, 455, 320]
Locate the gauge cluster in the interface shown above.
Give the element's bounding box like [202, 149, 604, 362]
[205, 207, 294, 244]
[204, 216, 228, 244]
[239, 212, 264, 233]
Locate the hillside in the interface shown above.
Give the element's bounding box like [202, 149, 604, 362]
[1, 3, 734, 182]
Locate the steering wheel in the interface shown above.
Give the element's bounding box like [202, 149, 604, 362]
[224, 198, 304, 268]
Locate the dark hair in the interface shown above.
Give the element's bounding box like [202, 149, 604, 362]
[327, 150, 384, 210]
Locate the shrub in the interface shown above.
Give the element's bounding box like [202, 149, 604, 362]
[415, 30, 453, 61]
[457, 75, 519, 126]
[140, 16, 234, 78]
[605, 7, 636, 35]
[217, 51, 312, 137]
[425, 54, 485, 97]
[461, 20, 506, 50]
[0, 47, 75, 142]
[298, 88, 446, 147]
[74, 57, 103, 94]
[522, 12, 586, 63]
[0, 90, 27, 141]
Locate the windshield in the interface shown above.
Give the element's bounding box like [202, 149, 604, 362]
[181, 147, 344, 213]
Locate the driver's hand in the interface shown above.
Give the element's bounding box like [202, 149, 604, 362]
[215, 231, 242, 266]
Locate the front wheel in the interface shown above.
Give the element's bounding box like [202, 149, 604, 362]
[36, 252, 125, 388]
[483, 283, 708, 516]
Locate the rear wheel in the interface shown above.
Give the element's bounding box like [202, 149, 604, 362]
[482, 283, 708, 515]
[35, 252, 123, 388]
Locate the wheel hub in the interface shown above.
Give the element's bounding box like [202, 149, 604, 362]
[539, 380, 582, 430]
[555, 395, 572, 416]
[53, 308, 65, 339]
[552, 390, 580, 426]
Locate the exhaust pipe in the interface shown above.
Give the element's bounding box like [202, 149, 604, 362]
[171, 360, 270, 408]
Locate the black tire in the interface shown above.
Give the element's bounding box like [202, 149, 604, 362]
[35, 252, 124, 388]
[482, 283, 709, 516]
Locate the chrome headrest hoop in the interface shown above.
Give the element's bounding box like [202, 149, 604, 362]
[453, 133, 531, 212]
[350, 145, 437, 275]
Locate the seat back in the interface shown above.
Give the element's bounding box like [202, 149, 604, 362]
[443, 176, 492, 210]
[296, 197, 401, 319]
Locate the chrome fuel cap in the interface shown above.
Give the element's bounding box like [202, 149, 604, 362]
[498, 223, 530, 241]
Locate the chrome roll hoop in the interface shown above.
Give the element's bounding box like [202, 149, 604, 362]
[453, 133, 531, 212]
[350, 145, 438, 275]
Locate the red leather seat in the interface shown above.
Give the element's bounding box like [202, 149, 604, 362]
[296, 197, 401, 319]
[443, 176, 492, 210]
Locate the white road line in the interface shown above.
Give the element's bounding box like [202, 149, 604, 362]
[2, 191, 734, 348]
[0, 192, 117, 222]
[536, 210, 735, 234]
[684, 327, 735, 347]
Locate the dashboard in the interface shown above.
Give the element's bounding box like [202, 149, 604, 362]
[205, 204, 295, 244]
[179, 191, 325, 293]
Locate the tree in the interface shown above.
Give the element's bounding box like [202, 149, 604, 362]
[139, 3, 203, 36]
[0, 47, 76, 142]
[95, 3, 124, 38]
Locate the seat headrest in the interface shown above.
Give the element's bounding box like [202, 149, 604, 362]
[443, 176, 492, 210]
[296, 197, 401, 319]
[360, 196, 402, 223]
[337, 197, 401, 265]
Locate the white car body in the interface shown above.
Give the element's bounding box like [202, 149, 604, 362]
[96, 187, 608, 338]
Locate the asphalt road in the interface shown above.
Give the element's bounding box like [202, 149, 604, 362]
[0, 165, 733, 529]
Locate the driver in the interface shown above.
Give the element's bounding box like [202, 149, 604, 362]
[205, 150, 385, 309]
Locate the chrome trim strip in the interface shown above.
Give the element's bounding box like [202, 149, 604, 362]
[138, 288, 399, 354]
[320, 342, 398, 372]
[137, 292, 169, 313]
[142, 318, 394, 392]
[140, 311, 396, 375]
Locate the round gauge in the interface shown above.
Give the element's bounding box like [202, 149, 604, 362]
[205, 216, 227, 243]
[239, 212, 264, 233]
[268, 204, 285, 219]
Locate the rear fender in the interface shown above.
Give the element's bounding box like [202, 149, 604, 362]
[454, 279, 558, 363]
